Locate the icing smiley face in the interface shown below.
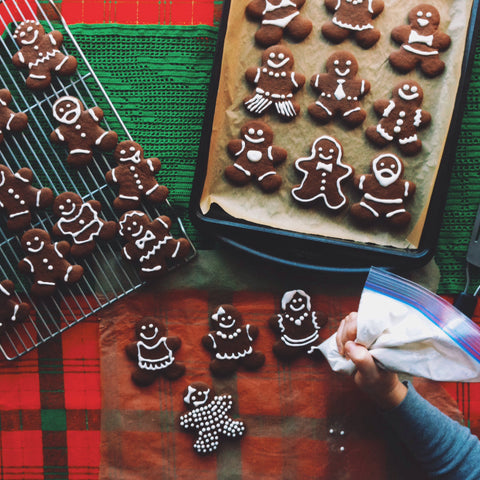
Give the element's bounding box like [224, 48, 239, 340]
[53, 192, 82, 217]
[409, 4, 440, 34]
[327, 52, 358, 79]
[266, 49, 291, 70]
[135, 318, 166, 344]
[315, 137, 339, 163]
[13, 20, 42, 46]
[283, 290, 311, 319]
[372, 154, 402, 187]
[211, 305, 240, 331]
[52, 96, 82, 125]
[118, 211, 145, 240]
[183, 383, 212, 409]
[397, 82, 421, 102]
[23, 231, 46, 254]
[117, 143, 142, 164]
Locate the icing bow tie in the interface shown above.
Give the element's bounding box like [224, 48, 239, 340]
[316, 161, 333, 172]
[135, 230, 156, 249]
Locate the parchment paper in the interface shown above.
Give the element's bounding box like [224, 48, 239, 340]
[199, 0, 473, 250]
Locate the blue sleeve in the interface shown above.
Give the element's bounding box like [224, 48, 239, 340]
[382, 382, 480, 479]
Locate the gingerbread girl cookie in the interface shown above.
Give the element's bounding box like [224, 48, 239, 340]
[321, 0, 384, 49]
[0, 164, 54, 232]
[0, 279, 30, 334]
[351, 153, 416, 228]
[12, 20, 77, 91]
[246, 0, 312, 46]
[52, 192, 117, 257]
[308, 51, 370, 127]
[269, 289, 328, 362]
[18, 228, 84, 297]
[179, 382, 246, 455]
[244, 45, 305, 120]
[224, 120, 287, 193]
[365, 81, 431, 156]
[0, 89, 28, 143]
[50, 96, 118, 168]
[125, 317, 185, 387]
[105, 140, 169, 211]
[202, 305, 265, 377]
[291, 136, 353, 212]
[389, 4, 451, 78]
[118, 210, 190, 280]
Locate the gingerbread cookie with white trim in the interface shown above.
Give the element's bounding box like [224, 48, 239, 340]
[0, 279, 29, 334]
[0, 89, 28, 143]
[12, 20, 77, 91]
[50, 96, 118, 168]
[246, 0, 312, 46]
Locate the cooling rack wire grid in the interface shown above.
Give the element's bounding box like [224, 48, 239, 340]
[0, 0, 197, 360]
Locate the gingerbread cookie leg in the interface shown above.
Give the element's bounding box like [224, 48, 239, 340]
[354, 28, 381, 49]
[321, 22, 350, 44]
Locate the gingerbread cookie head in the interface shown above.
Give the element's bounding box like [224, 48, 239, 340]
[125, 317, 185, 386]
[52, 96, 82, 124]
[326, 50, 358, 79]
[409, 4, 440, 34]
[212, 304, 243, 333]
[393, 80, 424, 105]
[0, 279, 30, 334]
[0, 89, 28, 143]
[53, 191, 83, 218]
[351, 153, 416, 229]
[179, 382, 246, 455]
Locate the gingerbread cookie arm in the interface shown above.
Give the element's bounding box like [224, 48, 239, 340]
[166, 336, 182, 351]
[201, 334, 215, 353]
[417, 109, 432, 128]
[88, 107, 104, 122]
[391, 24, 411, 44]
[48, 30, 64, 45]
[324, 0, 338, 13]
[245, 66, 259, 85]
[268, 315, 282, 335]
[227, 139, 244, 156]
[245, 0, 265, 19]
[55, 240, 71, 258]
[16, 167, 34, 182]
[0, 279, 15, 296]
[432, 32, 451, 51]
[125, 342, 137, 361]
[373, 99, 391, 116]
[371, 0, 384, 17]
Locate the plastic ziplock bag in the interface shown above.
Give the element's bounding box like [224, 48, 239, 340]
[320, 267, 480, 382]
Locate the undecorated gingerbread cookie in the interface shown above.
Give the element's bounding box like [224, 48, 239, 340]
[202, 305, 265, 377]
[18, 228, 84, 297]
[52, 192, 118, 257]
[246, 0, 312, 46]
[244, 45, 305, 120]
[105, 140, 169, 211]
[0, 279, 29, 334]
[125, 317, 185, 387]
[50, 96, 118, 168]
[389, 4, 451, 78]
[308, 51, 370, 127]
[0, 89, 28, 143]
[224, 120, 287, 193]
[12, 20, 77, 90]
[269, 289, 328, 362]
[321, 0, 384, 49]
[291, 135, 353, 212]
[0, 164, 54, 232]
[179, 382, 246, 455]
[365, 80, 431, 156]
[351, 153, 416, 228]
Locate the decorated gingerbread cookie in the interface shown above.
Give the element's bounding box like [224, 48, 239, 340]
[179, 382, 246, 455]
[365, 80, 431, 156]
[351, 153, 416, 228]
[0, 279, 29, 334]
[321, 0, 384, 49]
[291, 136, 353, 211]
[0, 164, 54, 232]
[50, 96, 118, 168]
[308, 51, 370, 127]
[244, 45, 305, 120]
[18, 228, 84, 297]
[118, 210, 190, 280]
[389, 4, 451, 78]
[202, 305, 265, 377]
[269, 289, 328, 362]
[224, 120, 287, 193]
[12, 20, 77, 91]
[246, 0, 312, 46]
[125, 317, 185, 387]
[0, 89, 28, 143]
[52, 192, 117, 258]
[105, 140, 169, 211]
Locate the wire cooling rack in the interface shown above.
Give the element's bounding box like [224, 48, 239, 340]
[0, 0, 197, 360]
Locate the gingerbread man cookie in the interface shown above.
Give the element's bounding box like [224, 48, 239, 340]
[125, 317, 185, 387]
[18, 228, 84, 297]
[12, 20, 77, 91]
[0, 89, 28, 143]
[351, 153, 416, 228]
[118, 210, 190, 280]
[291, 136, 353, 211]
[269, 290, 328, 362]
[246, 0, 312, 46]
[0, 164, 54, 232]
[224, 120, 287, 193]
[105, 140, 169, 211]
[389, 4, 451, 78]
[179, 382, 246, 455]
[365, 81, 431, 156]
[202, 305, 265, 377]
[0, 279, 30, 334]
[308, 51, 370, 127]
[50, 96, 118, 168]
[321, 0, 384, 49]
[52, 192, 117, 257]
[244, 45, 305, 120]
